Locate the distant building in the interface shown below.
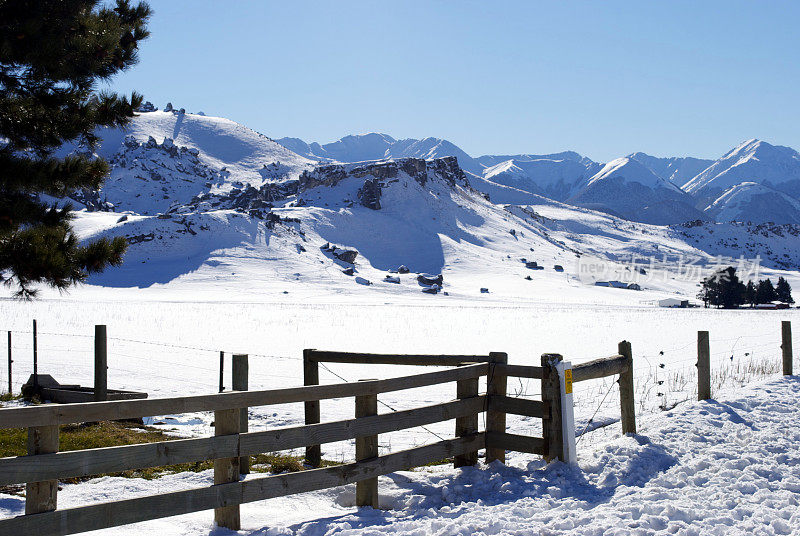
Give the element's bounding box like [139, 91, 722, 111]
[595, 280, 641, 291]
[659, 298, 689, 308]
[755, 302, 791, 310]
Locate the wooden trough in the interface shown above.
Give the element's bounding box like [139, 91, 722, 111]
[21, 375, 147, 404]
[20, 325, 147, 404]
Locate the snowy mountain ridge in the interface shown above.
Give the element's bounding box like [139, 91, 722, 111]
[47, 110, 800, 299]
[683, 139, 800, 203]
[279, 133, 800, 226]
[566, 157, 703, 225]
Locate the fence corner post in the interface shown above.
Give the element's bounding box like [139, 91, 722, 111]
[782, 321, 793, 376]
[213, 407, 241, 530]
[618, 340, 636, 434]
[485, 351, 508, 464]
[303, 349, 321, 467]
[454, 375, 479, 468]
[541, 353, 564, 463]
[232, 353, 249, 474]
[553, 359, 577, 465]
[94, 325, 108, 402]
[219, 351, 225, 393]
[25, 423, 59, 515]
[355, 384, 379, 509]
[7, 330, 12, 395]
[697, 331, 711, 401]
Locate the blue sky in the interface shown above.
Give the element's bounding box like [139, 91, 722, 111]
[107, 1, 800, 162]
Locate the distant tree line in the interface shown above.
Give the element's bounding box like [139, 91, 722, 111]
[697, 267, 794, 309]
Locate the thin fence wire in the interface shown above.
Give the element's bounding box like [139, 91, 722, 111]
[317, 361, 448, 442]
[2, 325, 792, 451]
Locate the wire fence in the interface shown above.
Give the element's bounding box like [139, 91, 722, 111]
[567, 327, 789, 450]
[0, 321, 793, 453]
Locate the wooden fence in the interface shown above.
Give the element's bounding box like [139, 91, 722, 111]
[0, 344, 638, 536]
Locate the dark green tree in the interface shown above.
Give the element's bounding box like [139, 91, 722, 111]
[776, 276, 794, 304]
[0, 0, 151, 298]
[756, 279, 778, 305]
[700, 266, 745, 309]
[744, 280, 757, 308]
[697, 275, 719, 308]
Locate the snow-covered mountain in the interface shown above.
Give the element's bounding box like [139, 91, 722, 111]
[567, 157, 703, 225]
[67, 110, 314, 214]
[49, 111, 800, 298]
[476, 152, 602, 201]
[91, 110, 314, 184]
[683, 139, 800, 204]
[629, 152, 714, 186]
[703, 182, 800, 225]
[278, 135, 604, 202]
[276, 133, 483, 175]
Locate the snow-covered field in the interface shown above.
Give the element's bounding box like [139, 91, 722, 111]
[2, 296, 796, 445]
[1, 306, 798, 535]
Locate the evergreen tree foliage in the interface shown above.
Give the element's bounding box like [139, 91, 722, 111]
[744, 280, 757, 308]
[756, 279, 778, 305]
[698, 266, 745, 309]
[775, 276, 794, 304]
[0, 0, 151, 298]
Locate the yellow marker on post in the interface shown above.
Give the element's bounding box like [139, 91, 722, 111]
[564, 369, 573, 394]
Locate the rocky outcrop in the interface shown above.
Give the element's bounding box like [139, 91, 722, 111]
[357, 179, 382, 210]
[297, 156, 468, 211]
[417, 273, 444, 286]
[333, 248, 358, 264]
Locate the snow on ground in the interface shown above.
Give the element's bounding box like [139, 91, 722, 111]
[0, 297, 797, 453]
[1, 368, 798, 535]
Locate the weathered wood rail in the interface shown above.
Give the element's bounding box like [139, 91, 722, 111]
[569, 340, 637, 435]
[0, 349, 564, 536]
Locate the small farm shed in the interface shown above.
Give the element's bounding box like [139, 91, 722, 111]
[658, 298, 689, 308]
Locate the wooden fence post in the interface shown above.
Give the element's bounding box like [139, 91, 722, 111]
[454, 376, 479, 468]
[32, 320, 37, 393]
[7, 331, 11, 394]
[618, 341, 636, 434]
[541, 353, 564, 462]
[94, 325, 108, 402]
[219, 351, 224, 393]
[213, 407, 240, 530]
[697, 331, 711, 401]
[485, 351, 508, 464]
[303, 349, 321, 467]
[232, 354, 249, 474]
[782, 321, 793, 376]
[355, 387, 378, 508]
[25, 424, 59, 514]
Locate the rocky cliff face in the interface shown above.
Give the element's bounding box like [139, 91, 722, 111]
[143, 156, 470, 218]
[297, 156, 468, 210]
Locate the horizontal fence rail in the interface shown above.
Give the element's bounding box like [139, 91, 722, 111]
[488, 395, 549, 419]
[0, 397, 487, 486]
[486, 432, 546, 456]
[306, 350, 493, 367]
[571, 354, 628, 383]
[0, 434, 485, 536]
[0, 363, 489, 429]
[494, 364, 545, 379]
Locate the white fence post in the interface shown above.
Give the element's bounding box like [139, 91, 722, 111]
[556, 360, 577, 465]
